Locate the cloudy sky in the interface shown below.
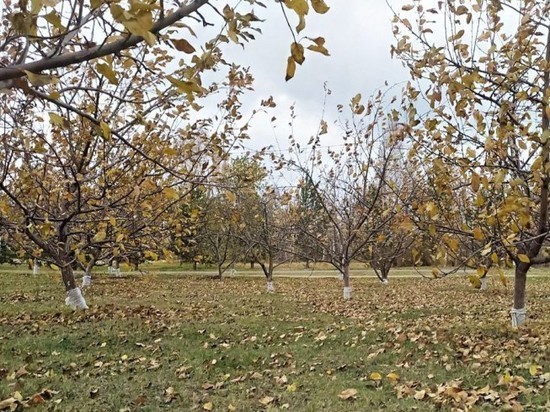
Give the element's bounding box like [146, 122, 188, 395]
[188, 0, 409, 156]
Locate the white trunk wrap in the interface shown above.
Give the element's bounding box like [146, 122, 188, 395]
[480, 276, 488, 290]
[510, 307, 526, 328]
[343, 286, 352, 300]
[65, 287, 88, 310]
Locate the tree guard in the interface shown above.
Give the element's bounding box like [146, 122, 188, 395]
[65, 287, 88, 310]
[82, 275, 91, 287]
[480, 276, 488, 290]
[510, 307, 526, 328]
[343, 286, 351, 300]
[266, 281, 275, 293]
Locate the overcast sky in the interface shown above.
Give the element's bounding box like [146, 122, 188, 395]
[187, 0, 409, 158]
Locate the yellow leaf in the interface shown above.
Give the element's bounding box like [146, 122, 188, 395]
[284, 0, 308, 32]
[164, 187, 179, 201]
[308, 44, 329, 56]
[529, 364, 540, 376]
[93, 231, 106, 242]
[225, 191, 236, 203]
[296, 14, 306, 33]
[286, 382, 297, 392]
[472, 227, 484, 240]
[96, 62, 118, 85]
[167, 76, 203, 95]
[202, 402, 213, 411]
[518, 254, 530, 263]
[259, 396, 274, 406]
[48, 112, 64, 126]
[369, 372, 382, 381]
[24, 70, 59, 86]
[44, 11, 63, 29]
[100, 121, 111, 140]
[386, 372, 400, 382]
[123, 19, 156, 46]
[285, 56, 296, 81]
[291, 42, 305, 65]
[144, 250, 158, 261]
[498, 269, 507, 286]
[284, 0, 309, 16]
[338, 388, 357, 400]
[468, 275, 481, 289]
[311, 0, 329, 14]
[471, 172, 480, 192]
[413, 390, 426, 400]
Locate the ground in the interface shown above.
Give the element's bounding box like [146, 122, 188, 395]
[0, 271, 548, 411]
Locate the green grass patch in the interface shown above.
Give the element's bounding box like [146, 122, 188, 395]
[0, 273, 548, 411]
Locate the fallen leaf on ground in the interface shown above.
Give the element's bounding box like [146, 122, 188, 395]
[338, 388, 358, 400]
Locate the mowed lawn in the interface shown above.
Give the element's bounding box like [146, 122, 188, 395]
[0, 273, 548, 411]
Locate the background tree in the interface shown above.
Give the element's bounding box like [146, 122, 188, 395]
[392, 0, 550, 325]
[0, 60, 253, 307]
[288, 92, 409, 299]
[293, 174, 324, 268]
[238, 183, 295, 292]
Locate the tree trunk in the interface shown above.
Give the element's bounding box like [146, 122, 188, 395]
[342, 262, 351, 299]
[250, 261, 255, 269]
[133, 260, 139, 271]
[480, 276, 488, 290]
[217, 263, 223, 280]
[113, 259, 121, 277]
[193, 261, 197, 271]
[82, 254, 97, 288]
[305, 259, 310, 269]
[81, 263, 93, 288]
[62, 265, 88, 309]
[32, 258, 39, 276]
[266, 273, 275, 292]
[381, 267, 389, 285]
[266, 262, 274, 292]
[511, 264, 528, 327]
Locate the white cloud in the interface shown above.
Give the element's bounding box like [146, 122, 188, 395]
[185, 0, 408, 154]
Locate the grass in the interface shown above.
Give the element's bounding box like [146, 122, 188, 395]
[0, 272, 548, 411]
[4, 260, 550, 279]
